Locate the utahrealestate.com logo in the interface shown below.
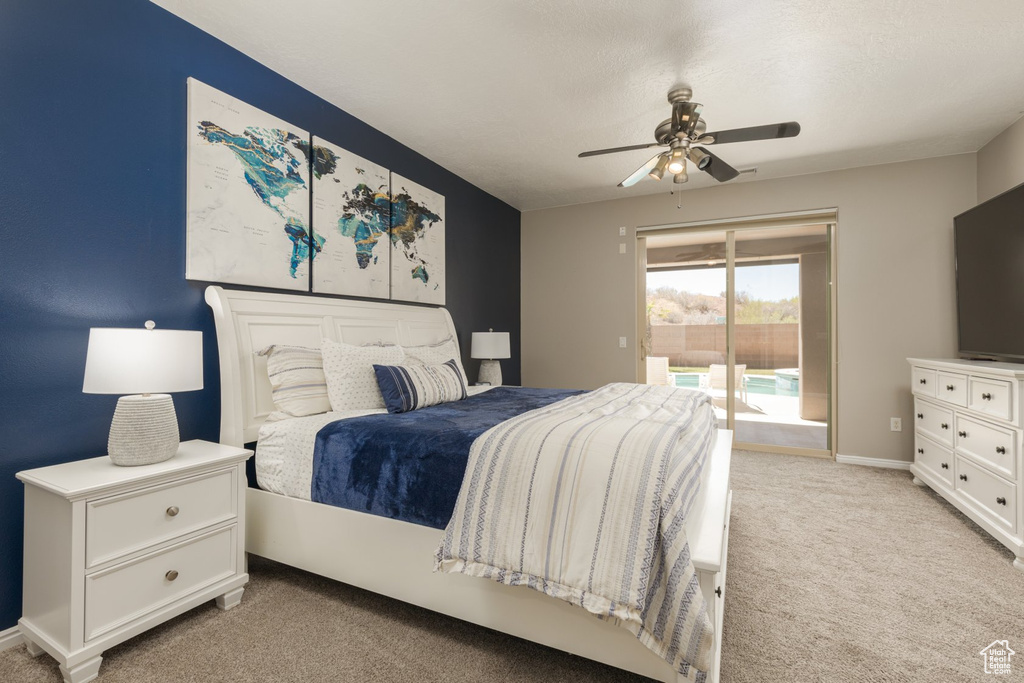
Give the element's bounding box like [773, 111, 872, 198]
[980, 640, 1015, 675]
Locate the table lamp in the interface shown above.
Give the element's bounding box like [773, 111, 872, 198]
[83, 321, 203, 466]
[471, 329, 511, 386]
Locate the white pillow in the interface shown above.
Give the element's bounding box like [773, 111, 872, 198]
[321, 338, 405, 411]
[257, 344, 331, 422]
[403, 338, 468, 385]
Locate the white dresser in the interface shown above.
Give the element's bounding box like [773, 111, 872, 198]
[908, 358, 1024, 571]
[17, 440, 252, 683]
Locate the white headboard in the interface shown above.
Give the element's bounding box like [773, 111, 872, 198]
[205, 286, 460, 446]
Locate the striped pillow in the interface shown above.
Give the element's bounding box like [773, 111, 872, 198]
[403, 338, 468, 386]
[257, 345, 332, 421]
[373, 359, 468, 414]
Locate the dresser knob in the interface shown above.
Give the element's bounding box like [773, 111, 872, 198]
[917, 413, 923, 419]
[166, 506, 179, 517]
[941, 423, 949, 430]
[997, 497, 1007, 506]
[996, 446, 1006, 455]
[919, 378, 927, 384]
[958, 431, 967, 438]
[946, 384, 955, 391]
[715, 586, 722, 598]
[165, 570, 179, 582]
[982, 392, 993, 401]
[941, 463, 949, 469]
[917, 448, 924, 454]
[959, 474, 968, 481]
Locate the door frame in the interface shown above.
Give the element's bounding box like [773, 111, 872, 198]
[636, 209, 839, 459]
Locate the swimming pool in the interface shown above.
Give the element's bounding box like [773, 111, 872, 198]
[673, 371, 799, 397]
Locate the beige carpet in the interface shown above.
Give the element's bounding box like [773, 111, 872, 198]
[2, 450, 1021, 682]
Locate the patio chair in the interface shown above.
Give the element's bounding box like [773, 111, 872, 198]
[700, 364, 748, 402]
[645, 356, 671, 386]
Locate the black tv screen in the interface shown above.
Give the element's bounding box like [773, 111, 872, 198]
[955, 182, 1024, 362]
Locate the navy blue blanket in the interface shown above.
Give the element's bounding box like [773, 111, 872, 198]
[311, 387, 583, 529]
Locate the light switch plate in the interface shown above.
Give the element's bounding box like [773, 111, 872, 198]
[619, 226, 626, 236]
[619, 337, 627, 348]
[619, 243, 626, 254]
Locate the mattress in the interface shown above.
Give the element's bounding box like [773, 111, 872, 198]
[254, 385, 494, 500]
[255, 385, 715, 539]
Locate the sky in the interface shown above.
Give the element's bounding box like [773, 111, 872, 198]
[647, 263, 800, 301]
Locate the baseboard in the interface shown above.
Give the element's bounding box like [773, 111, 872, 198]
[0, 625, 22, 652]
[836, 453, 912, 470]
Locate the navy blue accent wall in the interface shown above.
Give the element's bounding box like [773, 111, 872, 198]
[0, 0, 520, 631]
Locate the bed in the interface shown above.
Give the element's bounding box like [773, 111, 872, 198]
[205, 285, 733, 683]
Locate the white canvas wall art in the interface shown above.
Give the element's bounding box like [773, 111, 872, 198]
[389, 174, 445, 305]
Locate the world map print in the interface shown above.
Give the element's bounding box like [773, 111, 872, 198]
[390, 174, 446, 305]
[186, 78, 312, 290]
[310, 137, 390, 298]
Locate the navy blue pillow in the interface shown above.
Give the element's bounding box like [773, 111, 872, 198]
[373, 359, 468, 414]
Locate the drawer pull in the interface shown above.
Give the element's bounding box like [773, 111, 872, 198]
[958, 430, 967, 438]
[166, 506, 180, 517]
[919, 378, 927, 384]
[941, 423, 949, 430]
[941, 463, 949, 469]
[997, 497, 1007, 506]
[946, 384, 955, 391]
[165, 570, 179, 582]
[959, 474, 967, 481]
[715, 586, 722, 598]
[982, 392, 993, 401]
[917, 413, 923, 419]
[996, 446, 1006, 455]
[917, 448, 924, 454]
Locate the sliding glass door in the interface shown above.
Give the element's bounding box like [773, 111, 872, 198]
[641, 220, 834, 456]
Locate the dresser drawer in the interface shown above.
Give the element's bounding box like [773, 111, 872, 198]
[968, 377, 1014, 423]
[912, 367, 937, 398]
[84, 525, 237, 641]
[86, 468, 237, 568]
[935, 371, 968, 407]
[914, 399, 954, 446]
[914, 434, 954, 487]
[955, 414, 1017, 480]
[955, 457, 1017, 534]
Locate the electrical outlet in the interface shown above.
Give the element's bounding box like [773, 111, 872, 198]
[890, 417, 902, 432]
[619, 243, 626, 254]
[619, 337, 627, 349]
[619, 226, 626, 236]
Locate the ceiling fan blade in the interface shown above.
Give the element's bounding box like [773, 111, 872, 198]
[702, 121, 801, 145]
[579, 142, 661, 158]
[618, 154, 663, 187]
[693, 147, 740, 182]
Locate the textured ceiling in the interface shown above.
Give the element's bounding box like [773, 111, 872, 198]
[152, 0, 1024, 211]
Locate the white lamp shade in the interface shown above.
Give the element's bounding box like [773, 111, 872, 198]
[471, 331, 511, 360]
[83, 328, 203, 394]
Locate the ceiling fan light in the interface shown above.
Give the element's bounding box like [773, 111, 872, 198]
[673, 169, 688, 184]
[688, 148, 712, 170]
[667, 153, 686, 175]
[649, 155, 669, 181]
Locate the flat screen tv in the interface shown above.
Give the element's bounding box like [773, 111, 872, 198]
[955, 181, 1024, 362]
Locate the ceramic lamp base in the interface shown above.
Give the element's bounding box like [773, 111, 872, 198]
[478, 360, 503, 386]
[108, 394, 180, 466]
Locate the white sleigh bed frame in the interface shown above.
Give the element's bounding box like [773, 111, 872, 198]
[206, 285, 733, 683]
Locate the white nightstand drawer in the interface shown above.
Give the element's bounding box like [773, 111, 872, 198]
[85, 525, 237, 641]
[955, 457, 1017, 534]
[86, 468, 237, 568]
[912, 367, 937, 398]
[955, 414, 1017, 481]
[914, 399, 954, 446]
[969, 377, 1014, 423]
[936, 371, 968, 407]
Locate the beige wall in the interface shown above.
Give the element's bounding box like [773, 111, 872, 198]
[521, 154, 977, 462]
[978, 115, 1024, 202]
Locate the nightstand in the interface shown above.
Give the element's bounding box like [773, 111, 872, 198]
[17, 440, 252, 683]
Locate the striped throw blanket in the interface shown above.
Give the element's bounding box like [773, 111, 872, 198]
[435, 383, 717, 680]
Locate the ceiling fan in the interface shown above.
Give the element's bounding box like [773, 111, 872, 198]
[579, 87, 801, 188]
